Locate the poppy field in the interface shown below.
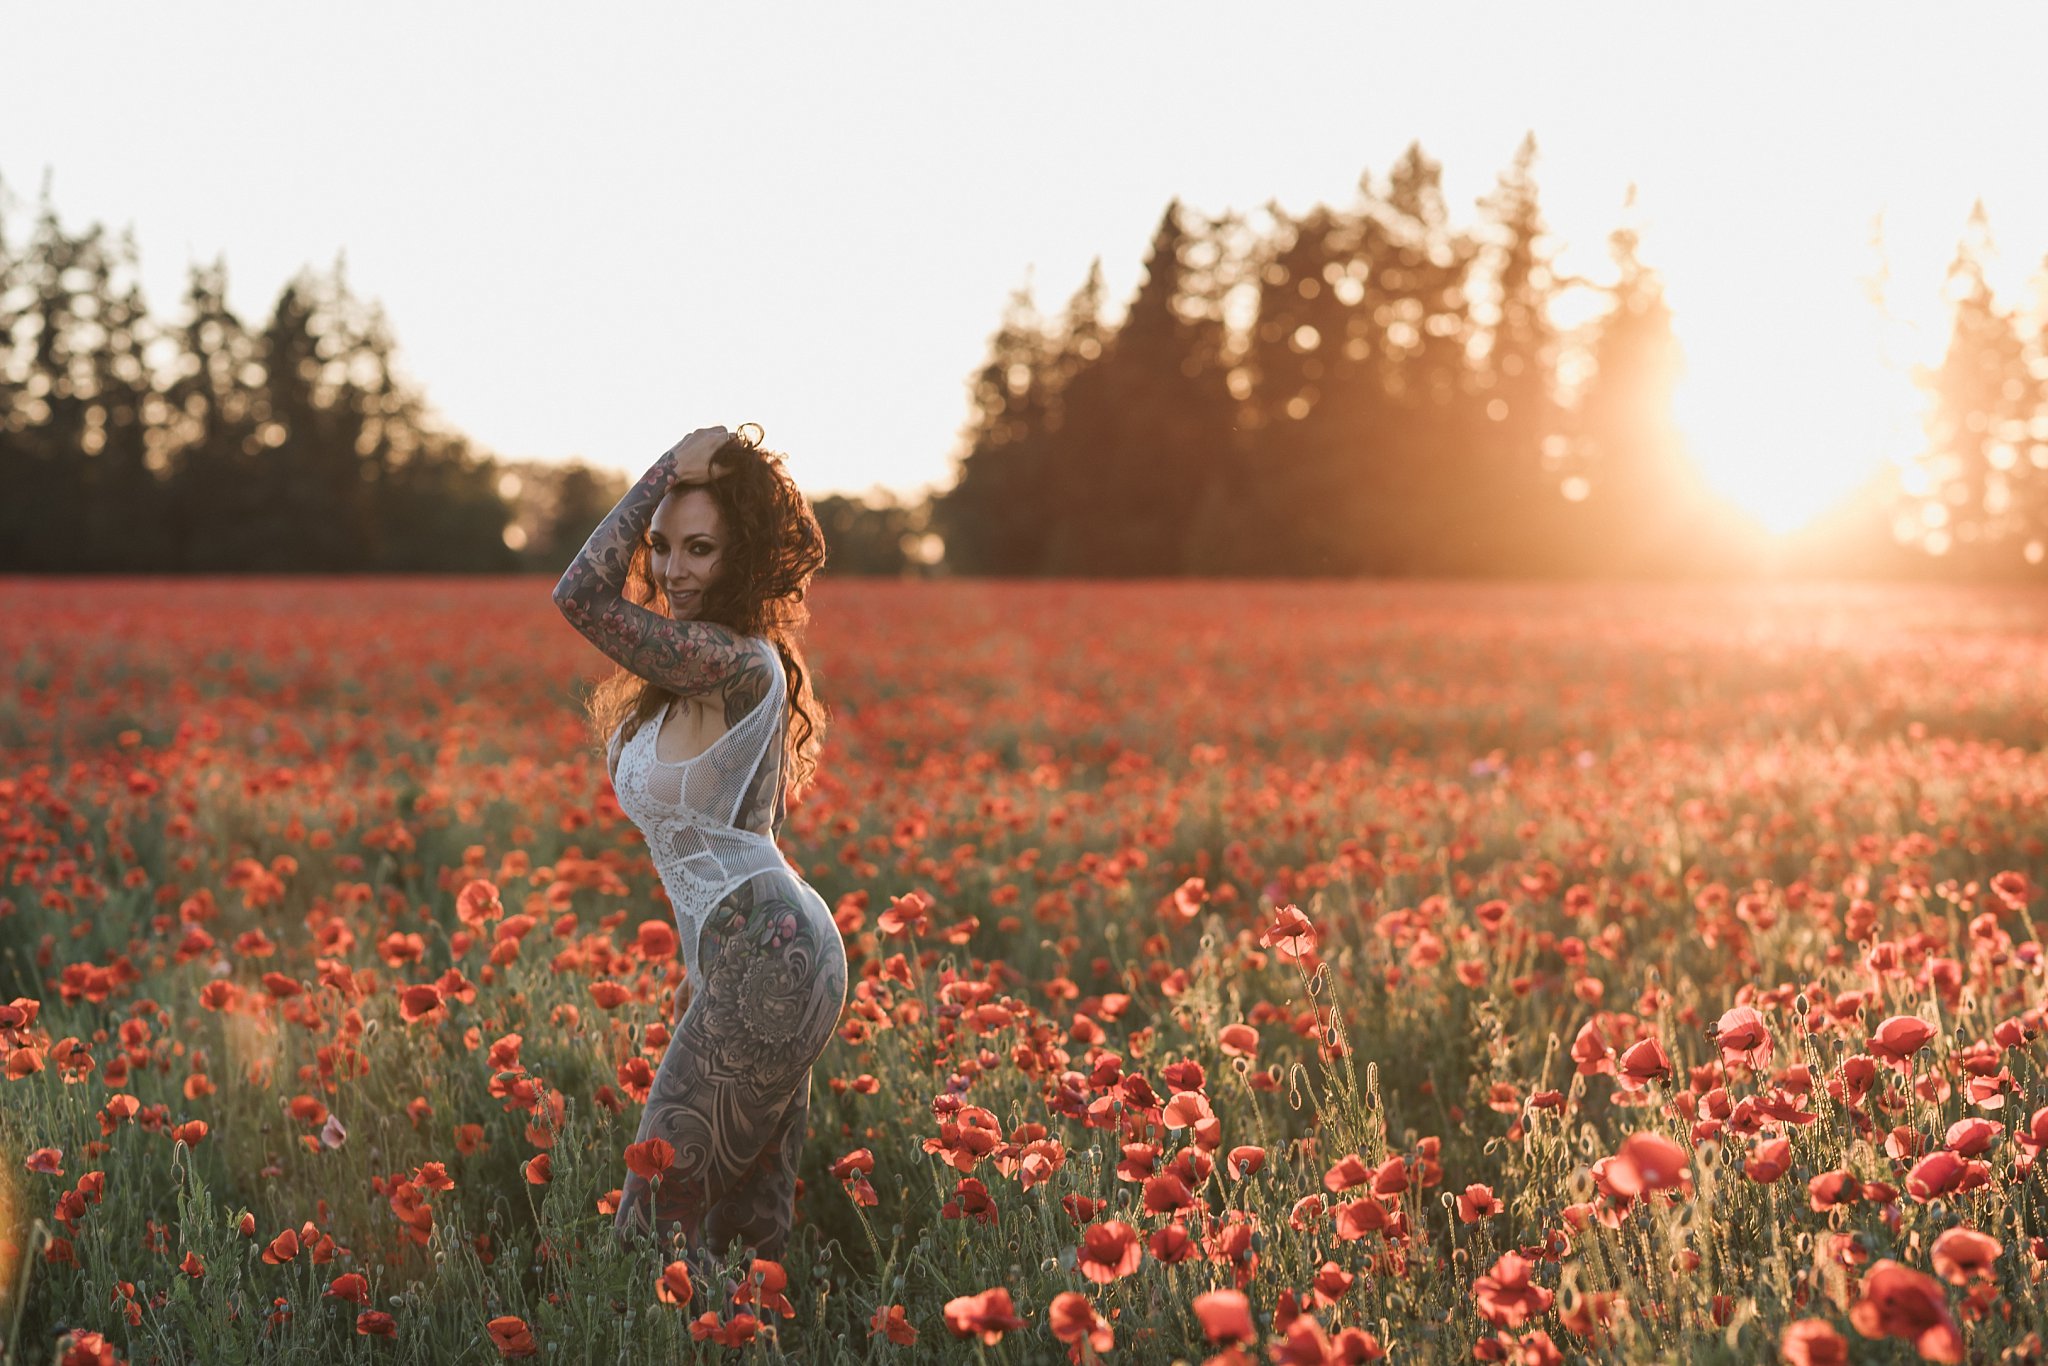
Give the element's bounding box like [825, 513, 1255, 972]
[4, 575, 2048, 1364]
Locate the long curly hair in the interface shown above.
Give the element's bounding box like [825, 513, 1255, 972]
[580, 423, 830, 806]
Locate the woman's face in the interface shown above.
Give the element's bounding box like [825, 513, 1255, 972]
[647, 486, 727, 619]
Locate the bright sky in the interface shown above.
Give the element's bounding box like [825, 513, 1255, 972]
[6, 4, 2047, 531]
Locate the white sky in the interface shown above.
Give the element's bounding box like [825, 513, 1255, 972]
[6, 3, 2048, 530]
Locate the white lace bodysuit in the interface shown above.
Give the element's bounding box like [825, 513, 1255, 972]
[608, 637, 807, 975]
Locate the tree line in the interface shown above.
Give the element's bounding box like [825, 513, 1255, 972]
[935, 137, 2048, 579]
[5, 142, 2046, 581]
[0, 171, 921, 576]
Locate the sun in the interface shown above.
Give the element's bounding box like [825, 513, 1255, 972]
[1666, 290, 1931, 535]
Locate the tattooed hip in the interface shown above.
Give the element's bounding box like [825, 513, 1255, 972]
[612, 866, 848, 1265]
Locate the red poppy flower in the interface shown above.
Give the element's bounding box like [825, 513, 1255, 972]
[1218, 1023, 1260, 1057]
[1048, 1291, 1114, 1354]
[868, 1304, 918, 1345]
[1778, 1318, 1847, 1366]
[1458, 1183, 1504, 1223]
[734, 1259, 794, 1319]
[623, 1139, 674, 1182]
[1744, 1136, 1791, 1184]
[1868, 1015, 1936, 1065]
[1711, 1005, 1773, 1066]
[1258, 904, 1317, 960]
[943, 1287, 1026, 1343]
[1077, 1220, 1143, 1283]
[324, 1273, 370, 1306]
[1942, 1117, 2002, 1157]
[1848, 1260, 1962, 1363]
[1905, 1151, 1990, 1203]
[486, 1315, 539, 1358]
[1615, 1131, 1688, 1192]
[1226, 1145, 1266, 1179]
[1193, 1289, 1254, 1343]
[1149, 1222, 1197, 1263]
[1617, 1037, 1672, 1087]
[1474, 1252, 1554, 1329]
[1323, 1153, 1372, 1193]
[655, 1260, 693, 1307]
[1929, 1227, 2001, 1284]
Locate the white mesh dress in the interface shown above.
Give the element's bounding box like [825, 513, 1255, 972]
[604, 634, 848, 1260]
[607, 637, 823, 974]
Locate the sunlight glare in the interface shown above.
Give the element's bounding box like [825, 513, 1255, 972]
[1669, 286, 1932, 534]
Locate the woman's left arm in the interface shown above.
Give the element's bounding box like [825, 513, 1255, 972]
[550, 431, 756, 696]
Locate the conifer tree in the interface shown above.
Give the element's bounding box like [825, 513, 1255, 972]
[1906, 201, 2045, 575]
[1472, 132, 1573, 576]
[1047, 200, 1240, 575]
[933, 277, 1061, 574]
[1235, 203, 1377, 573]
[1364, 142, 1489, 574]
[1567, 200, 1716, 576]
[162, 259, 268, 570]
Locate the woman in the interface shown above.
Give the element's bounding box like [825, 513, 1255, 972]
[551, 423, 846, 1265]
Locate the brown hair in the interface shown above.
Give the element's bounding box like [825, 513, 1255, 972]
[579, 423, 830, 805]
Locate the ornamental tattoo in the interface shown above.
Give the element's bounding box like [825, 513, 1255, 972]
[611, 868, 848, 1264]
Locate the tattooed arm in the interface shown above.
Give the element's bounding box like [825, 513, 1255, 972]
[551, 432, 759, 697]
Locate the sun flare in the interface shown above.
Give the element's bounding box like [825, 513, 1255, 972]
[1666, 281, 1934, 535]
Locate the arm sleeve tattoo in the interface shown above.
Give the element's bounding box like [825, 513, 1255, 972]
[550, 453, 757, 696]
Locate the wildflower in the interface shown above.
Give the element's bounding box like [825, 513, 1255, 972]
[655, 1260, 693, 1307]
[1868, 1016, 1936, 1065]
[1942, 1117, 2002, 1156]
[1616, 1037, 1672, 1087]
[1905, 1151, 1990, 1203]
[323, 1273, 370, 1306]
[1929, 1228, 2001, 1284]
[1149, 1222, 1197, 1263]
[486, 1315, 539, 1357]
[1614, 1131, 1688, 1192]
[1076, 1220, 1143, 1283]
[1192, 1289, 1254, 1343]
[943, 1287, 1026, 1343]
[1258, 904, 1317, 960]
[869, 1304, 917, 1345]
[1310, 1261, 1355, 1308]
[941, 1177, 998, 1225]
[1048, 1291, 1114, 1359]
[1474, 1252, 1554, 1329]
[1217, 1023, 1259, 1057]
[1778, 1318, 1847, 1366]
[1710, 1005, 1773, 1067]
[689, 1312, 759, 1347]
[623, 1139, 674, 1183]
[733, 1260, 794, 1319]
[1458, 1183, 1504, 1223]
[1808, 1169, 1860, 1212]
[1569, 1020, 1614, 1076]
[1847, 1260, 1962, 1363]
[1744, 1137, 1792, 1184]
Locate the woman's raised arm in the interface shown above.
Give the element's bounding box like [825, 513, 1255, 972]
[550, 434, 757, 696]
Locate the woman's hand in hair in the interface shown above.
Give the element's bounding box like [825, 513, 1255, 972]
[662, 426, 733, 486]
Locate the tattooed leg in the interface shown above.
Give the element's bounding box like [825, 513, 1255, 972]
[612, 870, 847, 1264]
[701, 1074, 811, 1262]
